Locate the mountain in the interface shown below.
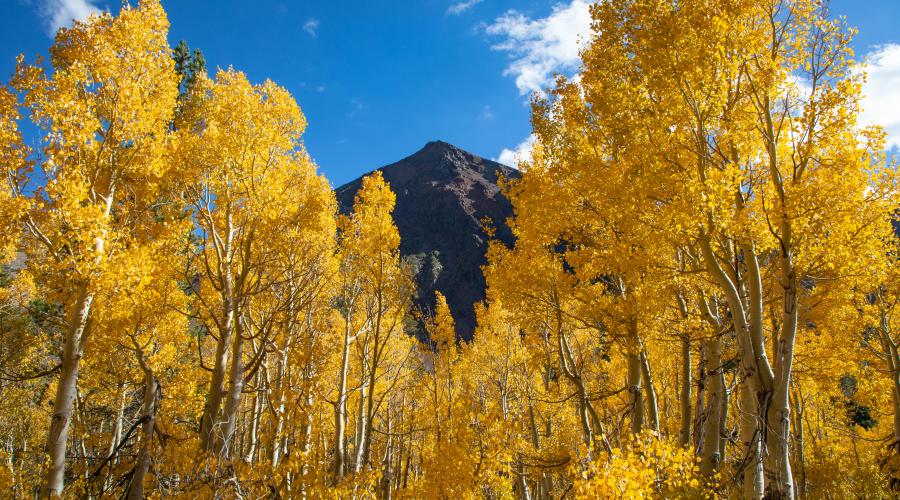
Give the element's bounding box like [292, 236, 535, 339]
[335, 141, 520, 340]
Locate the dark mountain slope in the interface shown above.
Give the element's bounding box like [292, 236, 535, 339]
[335, 141, 519, 340]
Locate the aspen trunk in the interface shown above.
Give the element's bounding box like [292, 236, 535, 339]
[679, 337, 692, 447]
[514, 454, 532, 500]
[676, 293, 692, 446]
[765, 251, 797, 499]
[892, 365, 900, 450]
[882, 308, 900, 449]
[219, 310, 245, 457]
[41, 286, 93, 497]
[626, 350, 644, 435]
[759, 100, 796, 497]
[245, 372, 263, 462]
[200, 286, 234, 452]
[199, 209, 235, 454]
[354, 346, 369, 472]
[128, 364, 158, 500]
[700, 238, 775, 496]
[380, 411, 393, 500]
[700, 338, 723, 475]
[333, 307, 353, 480]
[271, 347, 289, 467]
[693, 341, 707, 452]
[555, 317, 609, 453]
[299, 390, 314, 499]
[740, 382, 764, 499]
[792, 390, 807, 499]
[109, 383, 125, 460]
[639, 350, 660, 434]
[718, 373, 729, 461]
[359, 291, 384, 471]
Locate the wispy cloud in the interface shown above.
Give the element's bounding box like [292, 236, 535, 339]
[495, 134, 536, 168]
[38, 0, 102, 36]
[349, 99, 366, 118]
[447, 0, 483, 16]
[860, 43, 900, 149]
[484, 0, 592, 96]
[479, 105, 494, 121]
[303, 18, 320, 38]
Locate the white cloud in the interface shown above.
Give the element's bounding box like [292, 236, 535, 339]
[39, 0, 101, 36]
[447, 0, 483, 15]
[303, 18, 320, 38]
[485, 0, 592, 95]
[860, 43, 900, 149]
[479, 105, 494, 121]
[495, 134, 536, 168]
[349, 99, 366, 118]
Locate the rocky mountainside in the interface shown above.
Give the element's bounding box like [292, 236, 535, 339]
[335, 141, 519, 340]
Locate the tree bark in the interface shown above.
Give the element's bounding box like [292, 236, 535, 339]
[128, 362, 158, 499]
[42, 287, 93, 497]
[700, 338, 723, 476]
[639, 350, 660, 434]
[219, 309, 245, 457]
[740, 382, 764, 499]
[679, 336, 692, 447]
[199, 278, 234, 452]
[333, 304, 354, 480]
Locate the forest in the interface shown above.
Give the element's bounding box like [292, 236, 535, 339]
[0, 0, 898, 498]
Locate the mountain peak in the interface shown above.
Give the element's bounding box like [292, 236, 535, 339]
[335, 142, 520, 340]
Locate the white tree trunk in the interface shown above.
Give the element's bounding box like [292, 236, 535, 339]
[42, 287, 93, 497]
[334, 308, 353, 480]
[128, 364, 158, 499]
[700, 339, 723, 475]
[219, 311, 245, 457]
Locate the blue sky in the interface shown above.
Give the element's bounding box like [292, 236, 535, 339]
[2, 0, 899, 186]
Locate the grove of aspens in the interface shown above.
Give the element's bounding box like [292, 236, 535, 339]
[0, 0, 898, 498]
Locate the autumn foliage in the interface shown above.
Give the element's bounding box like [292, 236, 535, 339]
[0, 0, 897, 498]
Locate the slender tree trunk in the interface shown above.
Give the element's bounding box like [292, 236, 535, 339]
[354, 344, 369, 473]
[626, 351, 644, 435]
[700, 237, 774, 497]
[765, 250, 797, 499]
[514, 453, 532, 500]
[679, 336, 692, 447]
[333, 306, 354, 480]
[555, 320, 594, 449]
[200, 283, 234, 452]
[792, 389, 807, 499]
[271, 351, 289, 468]
[718, 373, 730, 462]
[700, 338, 723, 475]
[109, 383, 125, 460]
[128, 364, 158, 499]
[639, 350, 660, 434]
[360, 289, 385, 471]
[740, 382, 764, 499]
[219, 309, 245, 457]
[380, 410, 393, 500]
[694, 340, 707, 452]
[200, 209, 235, 454]
[42, 286, 93, 497]
[245, 372, 263, 463]
[880, 308, 900, 450]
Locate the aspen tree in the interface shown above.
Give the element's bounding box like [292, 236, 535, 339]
[179, 68, 333, 457]
[6, 2, 179, 494]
